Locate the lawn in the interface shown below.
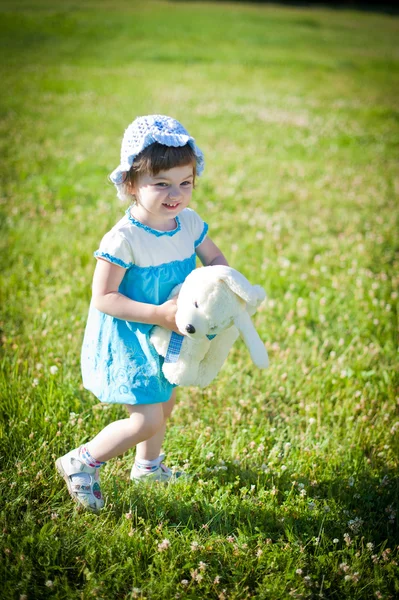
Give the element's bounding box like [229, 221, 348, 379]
[0, 0, 398, 598]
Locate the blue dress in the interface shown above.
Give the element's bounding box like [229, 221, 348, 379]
[81, 208, 208, 405]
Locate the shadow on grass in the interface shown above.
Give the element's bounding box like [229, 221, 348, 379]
[104, 462, 398, 549]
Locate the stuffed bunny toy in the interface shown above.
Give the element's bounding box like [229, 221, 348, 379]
[150, 266, 269, 387]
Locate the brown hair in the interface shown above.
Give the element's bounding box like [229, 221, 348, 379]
[123, 142, 197, 190]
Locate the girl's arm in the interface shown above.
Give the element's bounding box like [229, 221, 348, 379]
[91, 259, 180, 332]
[196, 236, 229, 267]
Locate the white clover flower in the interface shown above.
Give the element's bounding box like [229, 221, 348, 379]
[343, 533, 352, 546]
[49, 365, 58, 375]
[157, 538, 170, 552]
[333, 538, 339, 544]
[390, 422, 399, 434]
[191, 569, 201, 582]
[45, 580, 54, 588]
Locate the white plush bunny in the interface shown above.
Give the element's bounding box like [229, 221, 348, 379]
[150, 266, 269, 387]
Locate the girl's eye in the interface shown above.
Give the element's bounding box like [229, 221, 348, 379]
[194, 301, 199, 308]
[155, 183, 168, 188]
[181, 181, 192, 186]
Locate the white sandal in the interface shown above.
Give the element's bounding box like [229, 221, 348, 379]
[130, 453, 187, 483]
[56, 447, 104, 513]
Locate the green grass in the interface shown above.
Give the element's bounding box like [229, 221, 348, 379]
[1, 0, 398, 598]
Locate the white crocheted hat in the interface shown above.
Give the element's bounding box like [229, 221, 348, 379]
[109, 115, 204, 198]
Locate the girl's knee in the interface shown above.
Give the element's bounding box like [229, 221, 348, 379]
[129, 404, 164, 438]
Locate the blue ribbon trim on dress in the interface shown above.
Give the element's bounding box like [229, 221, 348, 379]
[194, 223, 209, 248]
[164, 332, 216, 364]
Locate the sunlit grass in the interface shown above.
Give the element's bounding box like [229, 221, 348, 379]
[0, 1, 398, 598]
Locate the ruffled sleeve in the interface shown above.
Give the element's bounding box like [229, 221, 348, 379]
[183, 208, 208, 248]
[94, 229, 134, 269]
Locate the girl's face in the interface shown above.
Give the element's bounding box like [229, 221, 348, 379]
[130, 164, 195, 229]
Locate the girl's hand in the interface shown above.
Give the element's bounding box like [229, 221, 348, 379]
[155, 297, 181, 334]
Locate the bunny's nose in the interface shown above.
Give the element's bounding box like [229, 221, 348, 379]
[185, 324, 196, 334]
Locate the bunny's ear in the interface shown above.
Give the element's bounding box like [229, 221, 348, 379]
[234, 311, 269, 368]
[211, 266, 266, 307]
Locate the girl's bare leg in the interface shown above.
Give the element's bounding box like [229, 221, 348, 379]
[130, 390, 177, 461]
[86, 403, 165, 462]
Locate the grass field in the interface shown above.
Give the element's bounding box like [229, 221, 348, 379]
[0, 0, 398, 598]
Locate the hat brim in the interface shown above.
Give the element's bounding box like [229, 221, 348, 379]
[109, 134, 204, 185]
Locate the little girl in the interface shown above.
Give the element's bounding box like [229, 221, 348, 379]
[56, 115, 228, 512]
